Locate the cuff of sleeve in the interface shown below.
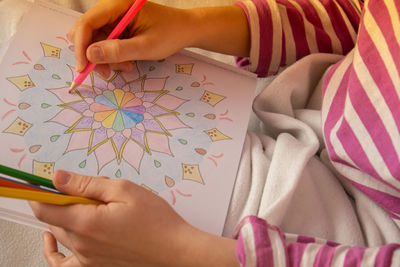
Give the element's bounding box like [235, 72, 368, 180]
[234, 216, 288, 267]
[234, 1, 261, 75]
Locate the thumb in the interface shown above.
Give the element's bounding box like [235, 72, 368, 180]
[87, 38, 150, 64]
[53, 170, 113, 202]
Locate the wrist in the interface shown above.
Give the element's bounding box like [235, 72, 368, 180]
[167, 224, 239, 267]
[185, 5, 250, 57]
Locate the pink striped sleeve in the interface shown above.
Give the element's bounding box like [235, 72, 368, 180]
[235, 0, 362, 77]
[235, 216, 400, 267]
[322, 0, 400, 221]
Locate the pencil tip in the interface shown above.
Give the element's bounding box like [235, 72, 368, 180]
[68, 82, 78, 94]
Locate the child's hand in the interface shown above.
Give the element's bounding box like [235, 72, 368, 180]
[68, 1, 195, 78]
[68, 0, 250, 78]
[29, 170, 239, 267]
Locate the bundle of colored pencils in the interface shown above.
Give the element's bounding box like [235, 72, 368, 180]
[0, 165, 101, 205]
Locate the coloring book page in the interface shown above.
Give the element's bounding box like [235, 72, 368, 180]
[0, 1, 256, 235]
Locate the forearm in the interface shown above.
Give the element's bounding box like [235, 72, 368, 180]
[165, 223, 239, 267]
[178, 227, 240, 267]
[185, 5, 250, 57]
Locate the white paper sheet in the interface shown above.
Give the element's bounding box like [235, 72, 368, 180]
[0, 0, 256, 235]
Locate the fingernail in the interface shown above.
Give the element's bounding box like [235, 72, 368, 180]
[90, 46, 104, 61]
[57, 171, 71, 186]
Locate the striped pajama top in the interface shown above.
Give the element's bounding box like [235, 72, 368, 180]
[234, 0, 400, 265]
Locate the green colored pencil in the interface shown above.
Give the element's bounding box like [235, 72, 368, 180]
[0, 164, 57, 190]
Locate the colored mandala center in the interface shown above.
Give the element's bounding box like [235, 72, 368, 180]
[90, 88, 145, 131]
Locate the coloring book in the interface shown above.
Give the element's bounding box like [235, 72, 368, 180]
[0, 0, 256, 235]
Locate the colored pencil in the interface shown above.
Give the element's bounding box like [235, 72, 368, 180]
[0, 164, 56, 190]
[69, 0, 147, 93]
[0, 186, 102, 205]
[0, 176, 63, 194]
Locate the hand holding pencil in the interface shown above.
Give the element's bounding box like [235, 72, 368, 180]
[0, 164, 102, 205]
[28, 169, 216, 267]
[68, 0, 147, 93]
[67, 0, 197, 83]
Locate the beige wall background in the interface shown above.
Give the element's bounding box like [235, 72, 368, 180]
[0, 1, 239, 267]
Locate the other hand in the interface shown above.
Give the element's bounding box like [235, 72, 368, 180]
[30, 170, 239, 267]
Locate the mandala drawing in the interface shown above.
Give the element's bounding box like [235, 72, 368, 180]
[49, 64, 190, 173]
[2, 41, 235, 200]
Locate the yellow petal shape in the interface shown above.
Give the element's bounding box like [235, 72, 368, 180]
[114, 89, 125, 107]
[102, 111, 118, 128]
[94, 110, 114, 122]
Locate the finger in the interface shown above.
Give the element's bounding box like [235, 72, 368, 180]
[30, 171, 135, 230]
[43, 231, 66, 262]
[49, 225, 74, 252]
[92, 29, 108, 43]
[70, 2, 133, 72]
[30, 201, 99, 231]
[43, 232, 82, 267]
[86, 36, 160, 64]
[78, 1, 133, 31]
[73, 23, 93, 72]
[109, 61, 134, 72]
[68, 14, 109, 47]
[52, 170, 120, 201]
[94, 64, 111, 78]
[49, 225, 95, 265]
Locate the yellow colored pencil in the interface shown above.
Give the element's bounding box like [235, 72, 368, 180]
[0, 186, 102, 205]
